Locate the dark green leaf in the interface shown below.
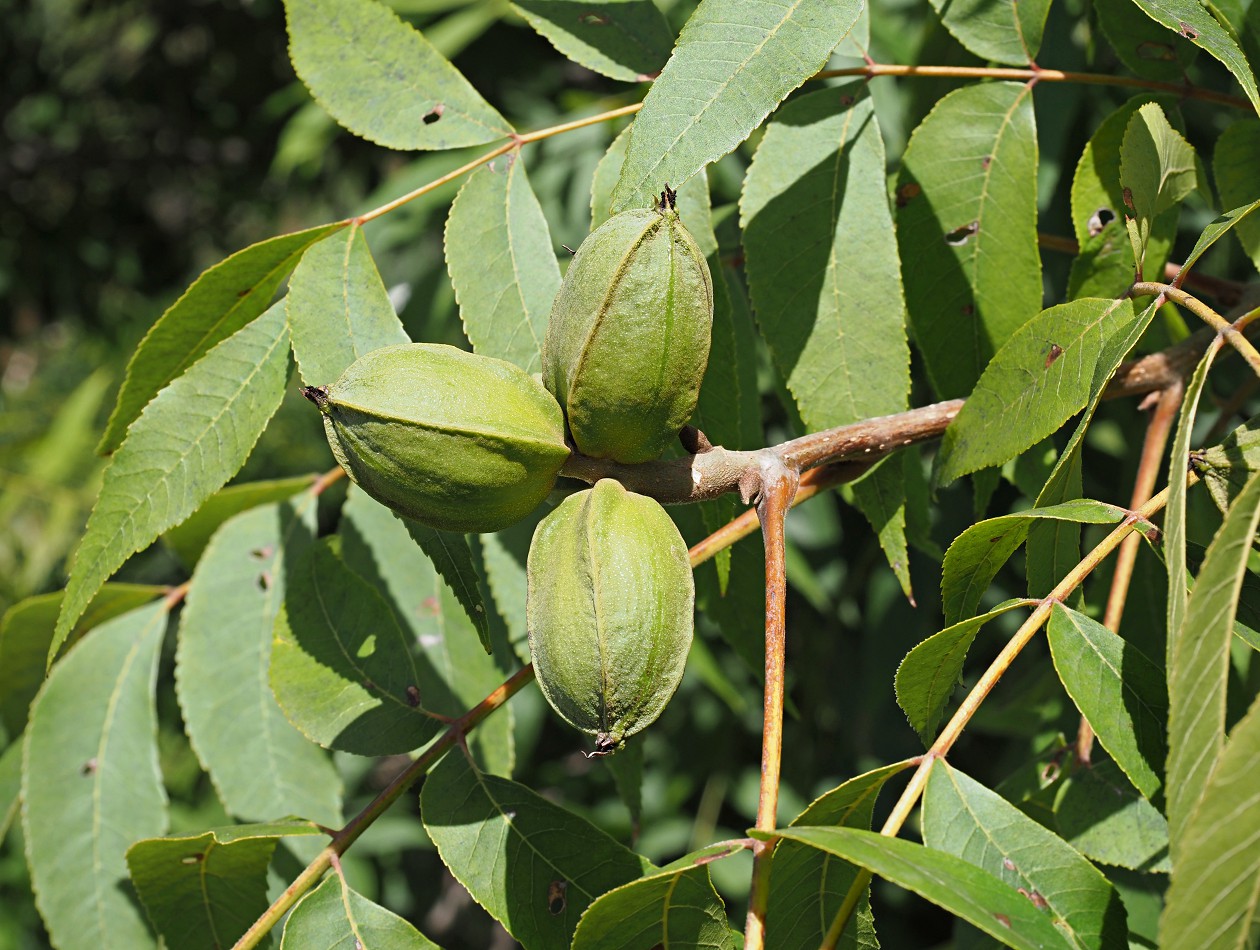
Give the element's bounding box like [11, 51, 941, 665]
[1054, 758, 1170, 872]
[445, 155, 560, 375]
[55, 302, 292, 656]
[402, 518, 492, 654]
[942, 500, 1125, 626]
[1197, 411, 1260, 512]
[0, 739, 21, 844]
[1094, 0, 1198, 81]
[127, 823, 321, 950]
[281, 874, 440, 948]
[270, 538, 443, 755]
[923, 761, 1129, 949]
[896, 601, 1034, 744]
[897, 82, 1041, 400]
[422, 749, 651, 948]
[936, 298, 1138, 483]
[99, 224, 341, 454]
[511, 0, 674, 82]
[1128, 0, 1260, 113]
[0, 584, 164, 735]
[610, 0, 862, 211]
[742, 83, 909, 429]
[1161, 691, 1260, 946]
[1209, 120, 1260, 271]
[176, 498, 343, 826]
[851, 459, 913, 603]
[287, 223, 410, 386]
[766, 762, 913, 949]
[162, 475, 318, 568]
[762, 827, 1076, 949]
[283, 0, 512, 149]
[1046, 604, 1167, 798]
[591, 125, 632, 228]
[1167, 468, 1260, 858]
[340, 488, 512, 774]
[572, 845, 737, 949]
[928, 0, 1051, 65]
[23, 601, 169, 950]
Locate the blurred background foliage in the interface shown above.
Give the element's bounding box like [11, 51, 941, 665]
[1, 0, 1255, 946]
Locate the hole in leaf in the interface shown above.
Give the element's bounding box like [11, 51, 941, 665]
[945, 221, 979, 246]
[1178, 21, 1197, 38]
[250, 546, 274, 560]
[81, 758, 98, 776]
[1087, 207, 1115, 237]
[547, 879, 568, 915]
[257, 571, 272, 592]
[423, 105, 444, 125]
[181, 853, 204, 865]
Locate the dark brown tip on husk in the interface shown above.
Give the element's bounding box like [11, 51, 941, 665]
[301, 385, 331, 410]
[657, 184, 677, 213]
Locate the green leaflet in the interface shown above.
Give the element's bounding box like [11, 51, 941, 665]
[402, 517, 493, 653]
[928, 0, 1050, 65]
[175, 498, 343, 826]
[1160, 690, 1260, 946]
[99, 223, 342, 455]
[340, 488, 512, 775]
[761, 827, 1076, 949]
[942, 499, 1126, 627]
[23, 601, 169, 950]
[286, 223, 411, 387]
[923, 761, 1129, 948]
[283, 0, 511, 149]
[421, 749, 651, 948]
[765, 762, 912, 949]
[445, 155, 560, 375]
[896, 82, 1041, 400]
[127, 821, 325, 950]
[1120, 103, 1200, 269]
[896, 600, 1035, 745]
[162, 474, 318, 569]
[572, 844, 738, 949]
[610, 0, 862, 212]
[54, 301, 292, 654]
[512, 0, 674, 82]
[1128, 0, 1260, 114]
[936, 298, 1138, 484]
[1047, 604, 1167, 800]
[1210, 120, 1260, 272]
[281, 874, 440, 948]
[742, 83, 910, 431]
[270, 537, 443, 756]
[0, 584, 164, 735]
[1166, 468, 1260, 860]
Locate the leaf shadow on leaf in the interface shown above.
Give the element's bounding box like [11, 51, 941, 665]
[742, 106, 876, 387]
[337, 514, 463, 717]
[1055, 758, 1171, 873]
[512, 0, 673, 80]
[895, 167, 1002, 401]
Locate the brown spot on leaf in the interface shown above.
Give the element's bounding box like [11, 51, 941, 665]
[81, 758, 98, 776]
[895, 182, 921, 207]
[945, 221, 979, 245]
[257, 571, 272, 592]
[840, 94, 855, 106]
[981, 155, 992, 169]
[1178, 21, 1197, 38]
[406, 685, 421, 707]
[995, 914, 1011, 928]
[1019, 887, 1050, 910]
[579, 12, 611, 25]
[547, 879, 568, 915]
[250, 546, 274, 560]
[419, 596, 440, 616]
[1122, 187, 1135, 212]
[1045, 343, 1064, 368]
[423, 104, 444, 125]
[962, 303, 974, 316]
[1003, 857, 1016, 871]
